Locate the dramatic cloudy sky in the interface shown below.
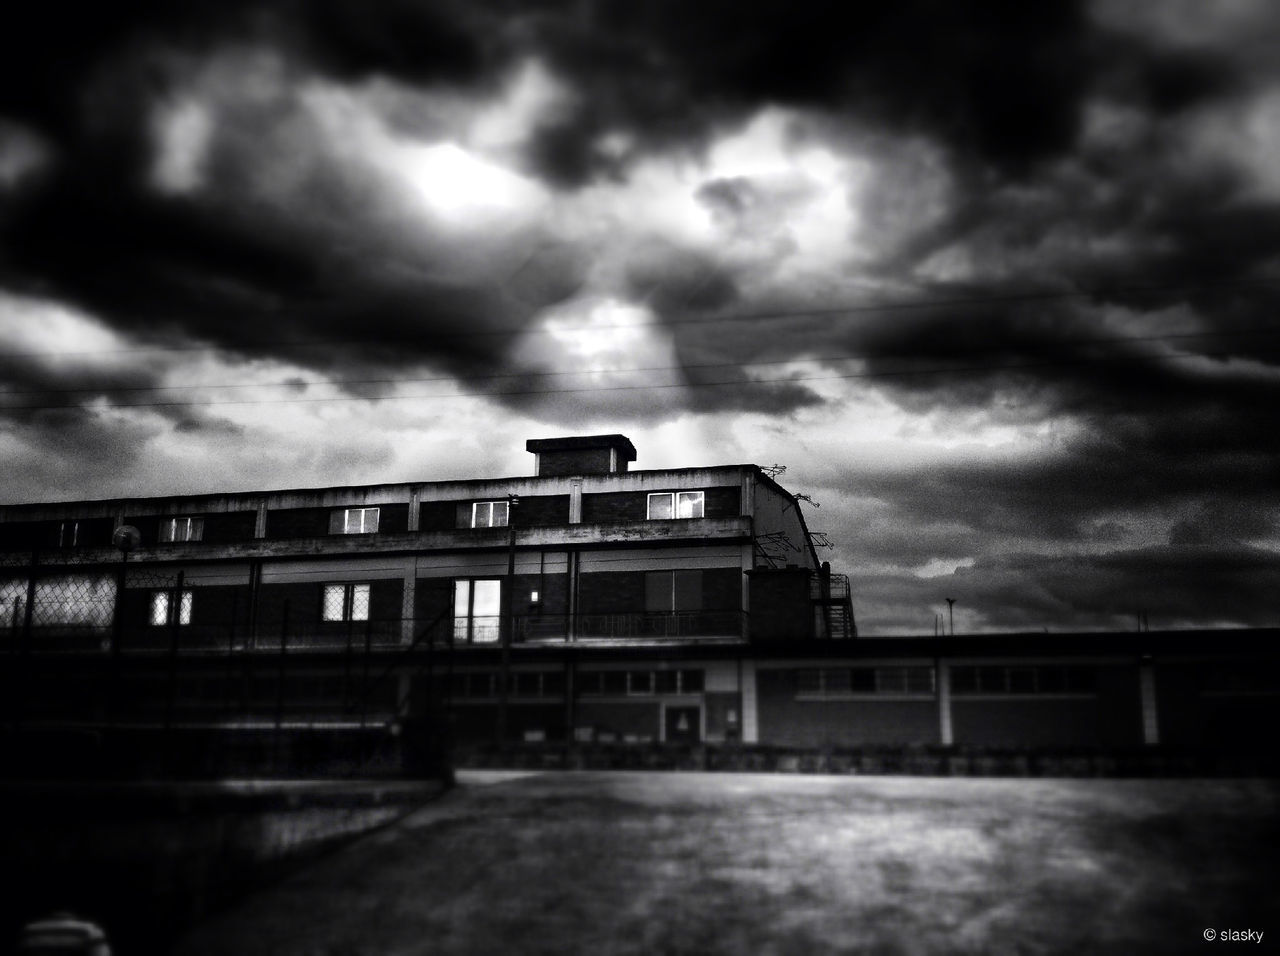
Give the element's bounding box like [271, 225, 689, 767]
[2, 1, 1279, 635]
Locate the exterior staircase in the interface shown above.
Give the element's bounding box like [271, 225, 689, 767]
[811, 568, 857, 639]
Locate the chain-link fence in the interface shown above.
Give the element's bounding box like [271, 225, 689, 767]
[1, 551, 454, 778]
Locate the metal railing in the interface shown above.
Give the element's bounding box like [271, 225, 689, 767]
[513, 610, 746, 643]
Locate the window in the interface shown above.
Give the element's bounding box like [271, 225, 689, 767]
[796, 666, 935, 698]
[332, 507, 380, 535]
[646, 491, 704, 520]
[628, 671, 654, 695]
[949, 665, 1096, 695]
[579, 669, 704, 695]
[57, 521, 80, 549]
[150, 590, 193, 626]
[322, 583, 370, 622]
[453, 579, 501, 643]
[159, 517, 204, 543]
[645, 570, 702, 612]
[470, 501, 509, 529]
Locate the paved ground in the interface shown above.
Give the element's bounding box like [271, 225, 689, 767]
[172, 771, 1280, 955]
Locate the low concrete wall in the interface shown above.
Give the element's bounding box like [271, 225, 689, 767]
[455, 742, 1278, 778]
[1, 779, 445, 956]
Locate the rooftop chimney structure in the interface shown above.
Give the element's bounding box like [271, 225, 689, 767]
[526, 435, 637, 477]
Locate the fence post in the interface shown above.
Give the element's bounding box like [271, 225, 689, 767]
[22, 549, 38, 652]
[224, 591, 238, 721]
[9, 595, 22, 732]
[361, 614, 372, 731]
[163, 570, 185, 776]
[274, 598, 289, 775]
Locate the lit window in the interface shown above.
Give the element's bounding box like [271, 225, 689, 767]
[322, 583, 371, 622]
[333, 508, 380, 534]
[470, 501, 509, 528]
[646, 492, 704, 520]
[150, 590, 193, 626]
[159, 517, 204, 543]
[453, 579, 501, 643]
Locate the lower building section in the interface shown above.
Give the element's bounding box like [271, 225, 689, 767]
[4, 631, 1277, 776]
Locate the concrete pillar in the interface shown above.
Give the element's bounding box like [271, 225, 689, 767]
[401, 563, 417, 645]
[254, 498, 267, 538]
[937, 660, 953, 746]
[408, 488, 420, 531]
[568, 477, 583, 524]
[741, 660, 759, 743]
[1139, 660, 1160, 745]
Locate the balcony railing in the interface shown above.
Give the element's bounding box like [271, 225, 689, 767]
[514, 610, 745, 643]
[4, 609, 749, 655]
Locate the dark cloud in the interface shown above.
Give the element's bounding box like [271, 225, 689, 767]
[3, 1, 1280, 630]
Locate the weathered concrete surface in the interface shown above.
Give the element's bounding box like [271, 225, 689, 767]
[172, 771, 1279, 955]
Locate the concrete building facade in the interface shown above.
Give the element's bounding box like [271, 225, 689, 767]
[1, 434, 1275, 776]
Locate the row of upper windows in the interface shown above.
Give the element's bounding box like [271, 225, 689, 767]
[143, 582, 373, 627]
[1, 489, 722, 550]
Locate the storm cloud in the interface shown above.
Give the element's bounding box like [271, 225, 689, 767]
[2, 0, 1279, 631]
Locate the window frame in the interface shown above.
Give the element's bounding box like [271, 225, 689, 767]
[334, 507, 380, 535]
[644, 569, 703, 613]
[949, 664, 1097, 697]
[470, 500, 510, 529]
[321, 582, 371, 623]
[795, 666, 936, 699]
[57, 521, 80, 549]
[149, 589, 193, 626]
[453, 578, 503, 644]
[646, 491, 705, 520]
[159, 516, 204, 543]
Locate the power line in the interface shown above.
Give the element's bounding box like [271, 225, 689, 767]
[1, 343, 1275, 412]
[1, 275, 1278, 361]
[2, 324, 1279, 399]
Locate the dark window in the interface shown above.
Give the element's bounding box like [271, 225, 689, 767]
[1008, 667, 1036, 694]
[543, 671, 566, 695]
[602, 671, 628, 695]
[680, 670, 704, 693]
[655, 671, 678, 694]
[628, 671, 653, 694]
[645, 570, 702, 613]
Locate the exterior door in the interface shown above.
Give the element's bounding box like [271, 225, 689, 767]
[665, 706, 701, 744]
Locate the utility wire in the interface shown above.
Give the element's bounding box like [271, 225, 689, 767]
[1, 344, 1276, 412]
[2, 324, 1279, 399]
[1, 275, 1278, 361]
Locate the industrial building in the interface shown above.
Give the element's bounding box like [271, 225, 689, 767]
[1, 434, 1275, 776]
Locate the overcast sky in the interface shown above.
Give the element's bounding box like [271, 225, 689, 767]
[2, 1, 1279, 635]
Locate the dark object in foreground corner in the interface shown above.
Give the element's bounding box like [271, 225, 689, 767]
[16, 912, 110, 955]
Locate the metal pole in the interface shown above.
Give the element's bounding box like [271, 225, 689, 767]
[274, 599, 289, 774]
[163, 570, 185, 772]
[497, 494, 518, 747]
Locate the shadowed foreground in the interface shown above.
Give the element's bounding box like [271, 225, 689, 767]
[173, 772, 1278, 955]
